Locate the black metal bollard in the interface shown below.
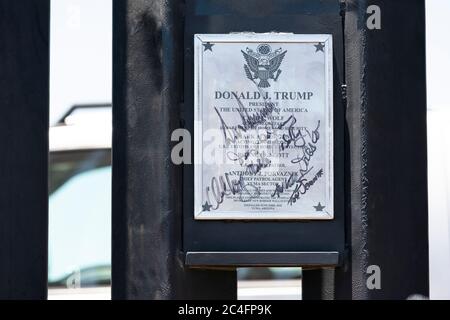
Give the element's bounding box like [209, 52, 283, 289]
[304, 0, 429, 300]
[112, 0, 237, 300]
[0, 0, 50, 300]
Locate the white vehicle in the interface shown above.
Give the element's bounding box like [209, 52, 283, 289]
[48, 105, 112, 292]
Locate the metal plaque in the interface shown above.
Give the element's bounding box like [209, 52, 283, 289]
[194, 33, 333, 220]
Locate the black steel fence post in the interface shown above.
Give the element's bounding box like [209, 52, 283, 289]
[112, 0, 237, 300]
[302, 269, 336, 300]
[0, 0, 50, 300]
[340, 0, 428, 299]
[308, 0, 429, 300]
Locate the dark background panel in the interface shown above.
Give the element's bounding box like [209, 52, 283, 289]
[183, 0, 346, 256]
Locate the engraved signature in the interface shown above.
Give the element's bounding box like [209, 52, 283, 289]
[271, 167, 314, 198]
[227, 149, 271, 175]
[206, 83, 324, 211]
[288, 169, 324, 205]
[206, 174, 261, 211]
[278, 116, 320, 151]
[270, 116, 323, 205]
[215, 93, 275, 145]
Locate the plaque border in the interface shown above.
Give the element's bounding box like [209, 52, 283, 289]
[194, 33, 334, 220]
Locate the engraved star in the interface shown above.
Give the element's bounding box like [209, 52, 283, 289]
[314, 202, 326, 212]
[314, 42, 325, 52]
[203, 42, 215, 52]
[202, 201, 213, 211]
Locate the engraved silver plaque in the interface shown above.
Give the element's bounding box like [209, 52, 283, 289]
[194, 33, 333, 220]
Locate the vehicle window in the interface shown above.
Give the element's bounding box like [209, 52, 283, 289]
[48, 150, 111, 288]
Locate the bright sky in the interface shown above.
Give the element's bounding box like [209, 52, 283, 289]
[50, 0, 112, 124]
[427, 0, 450, 110]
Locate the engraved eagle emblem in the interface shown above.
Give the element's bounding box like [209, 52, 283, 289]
[242, 44, 287, 88]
